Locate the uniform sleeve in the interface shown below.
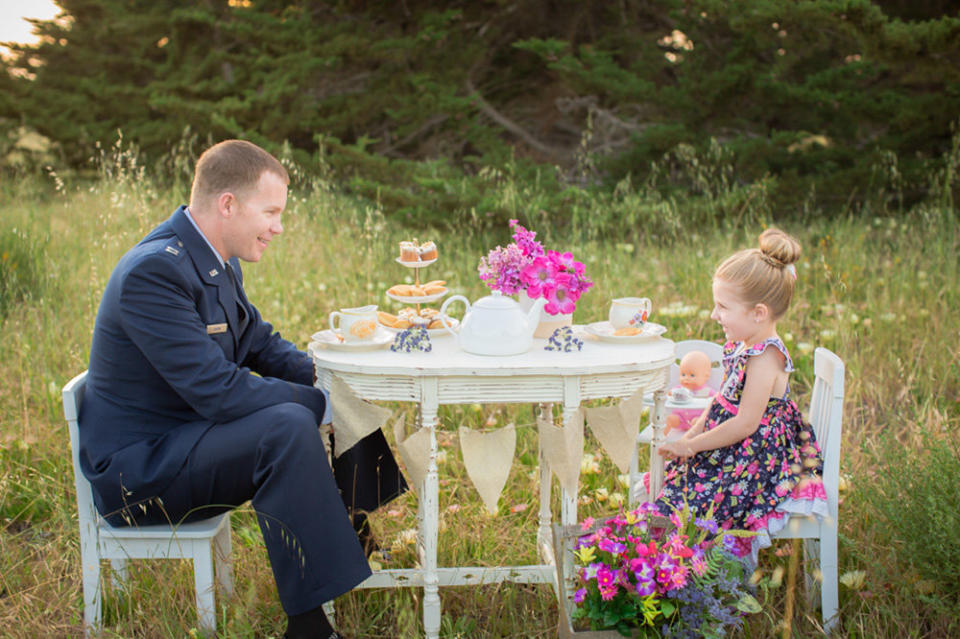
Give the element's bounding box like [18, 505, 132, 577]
[117, 255, 327, 424]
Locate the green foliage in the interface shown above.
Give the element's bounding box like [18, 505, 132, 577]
[0, 227, 46, 319]
[858, 431, 960, 615]
[3, 1, 958, 223]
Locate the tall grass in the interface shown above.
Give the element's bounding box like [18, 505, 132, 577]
[0, 145, 958, 637]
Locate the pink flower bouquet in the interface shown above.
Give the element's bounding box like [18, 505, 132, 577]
[478, 220, 593, 316]
[569, 503, 759, 637]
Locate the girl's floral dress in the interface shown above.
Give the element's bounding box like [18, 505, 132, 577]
[656, 338, 828, 558]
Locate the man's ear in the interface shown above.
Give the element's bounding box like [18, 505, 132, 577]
[216, 191, 237, 218]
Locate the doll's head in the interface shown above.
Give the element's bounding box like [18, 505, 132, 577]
[678, 350, 712, 391]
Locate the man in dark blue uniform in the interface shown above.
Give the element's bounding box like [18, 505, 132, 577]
[78, 139, 405, 638]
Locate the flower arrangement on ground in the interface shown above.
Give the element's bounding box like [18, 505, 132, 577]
[569, 503, 760, 638]
[478, 219, 592, 316]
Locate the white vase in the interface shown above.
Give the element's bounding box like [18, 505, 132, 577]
[519, 290, 573, 339]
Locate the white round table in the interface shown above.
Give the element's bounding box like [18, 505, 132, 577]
[310, 330, 674, 638]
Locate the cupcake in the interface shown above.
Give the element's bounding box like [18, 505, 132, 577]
[399, 241, 420, 262]
[419, 241, 438, 261]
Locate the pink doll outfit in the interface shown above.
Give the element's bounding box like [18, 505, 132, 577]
[668, 383, 717, 431]
[656, 338, 828, 560]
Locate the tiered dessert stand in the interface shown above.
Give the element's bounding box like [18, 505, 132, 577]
[386, 254, 448, 320]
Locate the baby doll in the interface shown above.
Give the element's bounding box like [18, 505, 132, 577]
[665, 350, 717, 435]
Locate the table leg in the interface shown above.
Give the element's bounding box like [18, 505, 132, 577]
[559, 398, 580, 611]
[647, 389, 667, 502]
[536, 403, 553, 561]
[417, 382, 441, 639]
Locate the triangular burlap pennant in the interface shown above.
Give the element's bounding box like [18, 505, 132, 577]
[585, 387, 646, 472]
[538, 408, 584, 494]
[330, 374, 393, 457]
[393, 415, 431, 494]
[459, 423, 516, 514]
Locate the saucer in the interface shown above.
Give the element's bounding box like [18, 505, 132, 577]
[585, 321, 667, 343]
[311, 327, 393, 351]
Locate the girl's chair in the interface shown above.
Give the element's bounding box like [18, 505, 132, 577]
[62, 371, 234, 637]
[770, 347, 845, 634]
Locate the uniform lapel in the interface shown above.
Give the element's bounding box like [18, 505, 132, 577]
[170, 207, 242, 351]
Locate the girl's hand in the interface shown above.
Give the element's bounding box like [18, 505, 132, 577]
[658, 440, 694, 460]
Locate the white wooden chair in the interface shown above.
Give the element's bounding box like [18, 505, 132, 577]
[770, 347, 845, 633]
[62, 371, 234, 637]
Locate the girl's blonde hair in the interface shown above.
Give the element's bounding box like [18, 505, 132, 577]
[715, 228, 801, 319]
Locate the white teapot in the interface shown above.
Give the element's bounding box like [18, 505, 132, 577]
[439, 290, 547, 356]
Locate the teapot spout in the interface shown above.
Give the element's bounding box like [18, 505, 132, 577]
[525, 295, 547, 335]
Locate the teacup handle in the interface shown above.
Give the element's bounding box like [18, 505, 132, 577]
[329, 311, 342, 333]
[439, 295, 470, 338]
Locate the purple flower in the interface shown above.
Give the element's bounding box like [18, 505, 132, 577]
[573, 587, 587, 604]
[509, 219, 544, 257]
[695, 518, 719, 534]
[598, 537, 627, 556]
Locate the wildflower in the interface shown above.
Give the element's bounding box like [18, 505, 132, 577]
[695, 517, 719, 534]
[598, 537, 627, 555]
[574, 587, 587, 604]
[575, 545, 597, 564]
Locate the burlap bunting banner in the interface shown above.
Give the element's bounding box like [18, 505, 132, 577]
[459, 423, 516, 514]
[330, 375, 393, 458]
[537, 408, 585, 494]
[584, 387, 646, 472]
[393, 415, 431, 495]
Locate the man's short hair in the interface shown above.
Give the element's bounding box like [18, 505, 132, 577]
[190, 139, 289, 205]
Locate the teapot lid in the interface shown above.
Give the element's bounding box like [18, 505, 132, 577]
[474, 290, 519, 309]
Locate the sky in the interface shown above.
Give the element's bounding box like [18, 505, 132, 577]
[0, 0, 60, 52]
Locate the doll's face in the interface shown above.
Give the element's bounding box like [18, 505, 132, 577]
[678, 352, 712, 390]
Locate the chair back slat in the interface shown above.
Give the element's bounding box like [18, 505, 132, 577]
[62, 371, 100, 533]
[808, 348, 845, 514]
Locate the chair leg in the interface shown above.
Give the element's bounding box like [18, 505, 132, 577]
[81, 553, 102, 637]
[322, 601, 337, 629]
[214, 521, 234, 597]
[193, 541, 218, 635]
[820, 528, 840, 634]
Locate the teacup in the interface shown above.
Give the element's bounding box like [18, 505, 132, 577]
[329, 305, 379, 342]
[609, 297, 652, 330]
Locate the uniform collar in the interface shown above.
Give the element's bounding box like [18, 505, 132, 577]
[169, 206, 239, 286]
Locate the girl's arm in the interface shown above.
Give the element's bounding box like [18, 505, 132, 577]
[679, 404, 711, 439]
[661, 349, 782, 458]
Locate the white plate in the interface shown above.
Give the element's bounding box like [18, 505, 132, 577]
[584, 321, 667, 343]
[311, 327, 394, 351]
[395, 257, 437, 268]
[385, 288, 448, 304]
[379, 318, 459, 337]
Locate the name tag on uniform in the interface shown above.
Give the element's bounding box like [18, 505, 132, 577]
[206, 323, 228, 335]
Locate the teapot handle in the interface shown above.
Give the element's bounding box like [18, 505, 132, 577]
[439, 295, 469, 339]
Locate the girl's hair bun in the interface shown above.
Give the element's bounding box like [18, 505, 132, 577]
[758, 228, 801, 267]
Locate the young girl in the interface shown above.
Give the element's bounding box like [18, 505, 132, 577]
[656, 228, 827, 557]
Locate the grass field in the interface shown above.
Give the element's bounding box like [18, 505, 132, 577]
[1, 157, 959, 638]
